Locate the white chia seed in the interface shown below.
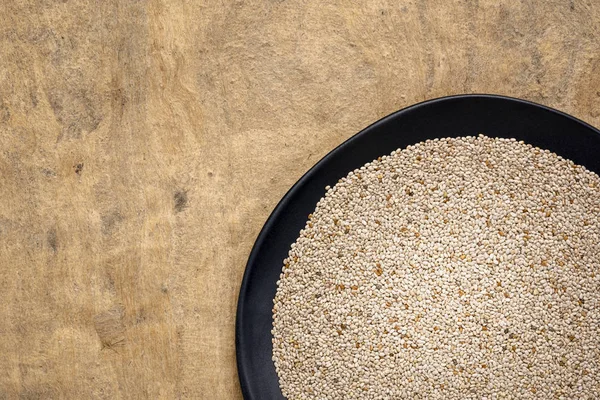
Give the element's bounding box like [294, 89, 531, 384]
[272, 135, 600, 399]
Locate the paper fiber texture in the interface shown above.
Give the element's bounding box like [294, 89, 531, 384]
[0, 1, 598, 398]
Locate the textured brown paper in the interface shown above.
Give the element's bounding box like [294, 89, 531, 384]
[1, 0, 599, 398]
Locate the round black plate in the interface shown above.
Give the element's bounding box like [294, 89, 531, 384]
[235, 94, 600, 399]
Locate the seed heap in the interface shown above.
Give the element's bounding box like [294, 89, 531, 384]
[272, 135, 600, 399]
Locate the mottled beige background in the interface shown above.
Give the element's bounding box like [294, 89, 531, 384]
[0, 0, 599, 398]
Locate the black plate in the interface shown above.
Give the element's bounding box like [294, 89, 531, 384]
[235, 94, 600, 399]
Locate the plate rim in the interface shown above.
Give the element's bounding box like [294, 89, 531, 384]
[235, 93, 600, 399]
